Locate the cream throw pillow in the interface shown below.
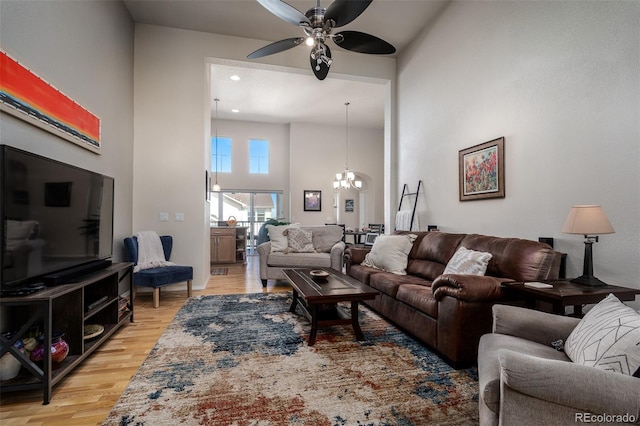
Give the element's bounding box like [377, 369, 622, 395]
[361, 234, 417, 275]
[266, 224, 299, 252]
[286, 228, 314, 253]
[565, 293, 640, 377]
[443, 246, 492, 275]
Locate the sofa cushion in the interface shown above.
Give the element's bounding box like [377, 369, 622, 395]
[307, 225, 343, 253]
[443, 246, 492, 275]
[396, 284, 438, 318]
[478, 333, 571, 413]
[460, 234, 557, 281]
[406, 232, 466, 280]
[266, 252, 331, 268]
[286, 228, 314, 253]
[565, 293, 640, 377]
[348, 264, 383, 285]
[369, 272, 430, 298]
[361, 234, 417, 275]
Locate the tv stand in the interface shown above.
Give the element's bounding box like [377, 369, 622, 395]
[43, 258, 112, 286]
[0, 262, 133, 404]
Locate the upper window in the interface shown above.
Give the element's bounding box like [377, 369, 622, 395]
[249, 139, 269, 174]
[212, 137, 232, 172]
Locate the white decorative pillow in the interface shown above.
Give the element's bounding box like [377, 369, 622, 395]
[361, 234, 417, 275]
[286, 228, 314, 253]
[565, 293, 640, 377]
[266, 224, 299, 252]
[7, 220, 39, 241]
[443, 246, 492, 275]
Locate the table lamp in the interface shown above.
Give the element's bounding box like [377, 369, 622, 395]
[561, 205, 615, 286]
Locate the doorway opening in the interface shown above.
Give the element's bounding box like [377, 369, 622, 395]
[210, 190, 284, 254]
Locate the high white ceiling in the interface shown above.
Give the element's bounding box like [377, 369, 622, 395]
[123, 0, 448, 127]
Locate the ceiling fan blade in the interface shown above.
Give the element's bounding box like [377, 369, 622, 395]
[256, 0, 310, 26]
[324, 0, 372, 27]
[334, 31, 396, 54]
[310, 45, 332, 81]
[247, 37, 305, 59]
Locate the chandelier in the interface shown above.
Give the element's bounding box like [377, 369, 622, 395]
[333, 102, 362, 190]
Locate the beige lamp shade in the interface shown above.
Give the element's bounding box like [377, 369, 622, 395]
[561, 205, 615, 235]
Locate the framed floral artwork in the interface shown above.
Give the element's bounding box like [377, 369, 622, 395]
[459, 137, 505, 201]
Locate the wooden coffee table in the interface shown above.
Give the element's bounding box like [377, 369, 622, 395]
[282, 268, 379, 345]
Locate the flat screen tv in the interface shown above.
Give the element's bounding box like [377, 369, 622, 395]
[1, 145, 114, 294]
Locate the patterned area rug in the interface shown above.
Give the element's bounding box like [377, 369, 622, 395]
[210, 268, 228, 275]
[103, 293, 479, 425]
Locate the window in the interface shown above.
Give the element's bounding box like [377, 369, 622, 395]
[212, 137, 232, 172]
[249, 139, 269, 174]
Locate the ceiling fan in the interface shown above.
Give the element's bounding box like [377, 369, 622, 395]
[247, 0, 396, 80]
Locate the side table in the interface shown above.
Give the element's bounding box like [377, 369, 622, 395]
[501, 280, 640, 317]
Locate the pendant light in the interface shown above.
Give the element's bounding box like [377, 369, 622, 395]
[212, 98, 221, 192]
[333, 102, 362, 190]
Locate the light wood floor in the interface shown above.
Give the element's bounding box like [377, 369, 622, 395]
[0, 256, 291, 426]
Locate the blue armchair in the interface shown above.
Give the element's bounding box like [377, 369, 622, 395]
[123, 235, 193, 308]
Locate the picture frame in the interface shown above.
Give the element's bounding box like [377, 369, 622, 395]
[303, 190, 321, 211]
[459, 137, 505, 201]
[0, 50, 101, 154]
[345, 199, 354, 212]
[364, 232, 379, 246]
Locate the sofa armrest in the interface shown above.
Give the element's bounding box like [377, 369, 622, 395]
[499, 350, 640, 420]
[431, 274, 506, 302]
[492, 304, 580, 345]
[329, 241, 346, 271]
[344, 246, 370, 266]
[257, 241, 271, 257]
[257, 242, 271, 280]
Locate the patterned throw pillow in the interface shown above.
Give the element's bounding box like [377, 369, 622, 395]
[443, 246, 492, 275]
[565, 293, 640, 377]
[286, 228, 314, 253]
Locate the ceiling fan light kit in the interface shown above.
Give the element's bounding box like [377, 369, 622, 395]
[248, 0, 396, 80]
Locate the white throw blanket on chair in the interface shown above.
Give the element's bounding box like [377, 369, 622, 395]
[134, 231, 175, 272]
[395, 210, 420, 231]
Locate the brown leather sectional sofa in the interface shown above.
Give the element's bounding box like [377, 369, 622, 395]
[344, 231, 562, 367]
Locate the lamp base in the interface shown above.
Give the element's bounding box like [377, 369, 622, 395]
[570, 275, 608, 287]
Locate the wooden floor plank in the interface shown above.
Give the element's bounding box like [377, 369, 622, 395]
[0, 255, 290, 425]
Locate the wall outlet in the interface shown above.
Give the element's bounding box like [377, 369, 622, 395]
[159, 212, 169, 222]
[175, 212, 185, 222]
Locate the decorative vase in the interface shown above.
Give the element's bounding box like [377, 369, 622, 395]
[226, 216, 237, 227]
[30, 331, 69, 369]
[0, 332, 24, 381]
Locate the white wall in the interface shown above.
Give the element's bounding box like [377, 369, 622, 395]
[289, 123, 384, 228]
[134, 24, 395, 289]
[210, 118, 290, 192]
[0, 1, 134, 262]
[397, 1, 640, 299]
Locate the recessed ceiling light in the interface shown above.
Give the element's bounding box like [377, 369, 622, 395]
[231, 109, 239, 113]
[230, 75, 240, 81]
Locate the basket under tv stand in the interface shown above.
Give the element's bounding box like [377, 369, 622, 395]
[0, 262, 133, 404]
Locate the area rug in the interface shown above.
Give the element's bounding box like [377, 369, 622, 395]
[103, 293, 479, 425]
[210, 267, 228, 275]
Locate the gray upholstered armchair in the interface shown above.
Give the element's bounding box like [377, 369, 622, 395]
[478, 304, 640, 425]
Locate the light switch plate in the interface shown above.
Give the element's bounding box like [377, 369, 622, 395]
[159, 212, 169, 222]
[175, 212, 185, 222]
